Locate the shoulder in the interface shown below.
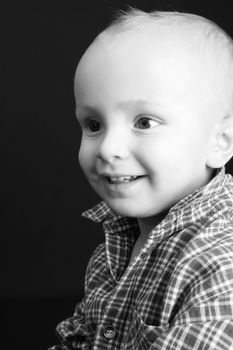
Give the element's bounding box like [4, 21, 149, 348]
[173, 222, 233, 307]
[178, 214, 233, 266]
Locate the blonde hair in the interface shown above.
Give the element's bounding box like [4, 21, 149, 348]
[100, 7, 233, 117]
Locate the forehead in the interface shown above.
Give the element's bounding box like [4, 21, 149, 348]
[77, 32, 199, 102]
[75, 27, 201, 90]
[79, 25, 200, 65]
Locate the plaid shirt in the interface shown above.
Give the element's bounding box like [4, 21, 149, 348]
[49, 168, 233, 350]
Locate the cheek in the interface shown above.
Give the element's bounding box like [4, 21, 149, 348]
[136, 132, 203, 171]
[78, 139, 92, 174]
[78, 149, 87, 177]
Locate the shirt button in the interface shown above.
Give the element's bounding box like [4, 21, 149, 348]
[103, 324, 116, 339]
[149, 231, 154, 239]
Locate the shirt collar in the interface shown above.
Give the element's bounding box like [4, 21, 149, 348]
[81, 200, 112, 223]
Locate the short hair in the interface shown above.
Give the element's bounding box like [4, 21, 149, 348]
[100, 8, 233, 117]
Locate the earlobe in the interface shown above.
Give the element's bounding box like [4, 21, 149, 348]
[206, 116, 233, 168]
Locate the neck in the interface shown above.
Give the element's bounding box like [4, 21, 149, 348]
[137, 210, 168, 238]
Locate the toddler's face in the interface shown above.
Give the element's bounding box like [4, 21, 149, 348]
[75, 29, 216, 218]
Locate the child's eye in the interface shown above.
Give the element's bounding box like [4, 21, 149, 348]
[135, 117, 159, 129]
[87, 119, 102, 133]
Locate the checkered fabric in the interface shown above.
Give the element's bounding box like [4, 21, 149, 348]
[48, 168, 233, 349]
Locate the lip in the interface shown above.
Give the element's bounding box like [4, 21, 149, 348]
[100, 174, 147, 192]
[100, 173, 146, 177]
[101, 174, 146, 183]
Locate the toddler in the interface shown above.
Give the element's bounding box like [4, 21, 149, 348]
[49, 8, 233, 349]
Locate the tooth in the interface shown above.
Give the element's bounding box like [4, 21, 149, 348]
[107, 175, 140, 184]
[111, 176, 118, 181]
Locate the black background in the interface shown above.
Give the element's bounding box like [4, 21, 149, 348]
[1, 1, 233, 349]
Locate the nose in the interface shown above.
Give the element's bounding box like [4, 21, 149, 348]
[97, 128, 130, 163]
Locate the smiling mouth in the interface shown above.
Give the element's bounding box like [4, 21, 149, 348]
[106, 175, 145, 184]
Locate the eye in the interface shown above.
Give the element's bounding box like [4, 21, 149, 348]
[87, 119, 101, 133]
[135, 116, 159, 129]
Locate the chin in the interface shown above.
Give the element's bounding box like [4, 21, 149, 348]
[106, 200, 155, 218]
[106, 201, 139, 218]
[110, 207, 137, 218]
[108, 198, 173, 220]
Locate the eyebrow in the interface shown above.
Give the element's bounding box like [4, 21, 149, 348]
[76, 99, 158, 113]
[118, 99, 155, 108]
[76, 105, 98, 114]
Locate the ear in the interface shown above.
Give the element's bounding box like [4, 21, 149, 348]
[207, 116, 233, 168]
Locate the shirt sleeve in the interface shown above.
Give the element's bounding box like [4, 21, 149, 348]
[148, 292, 233, 350]
[47, 299, 90, 350]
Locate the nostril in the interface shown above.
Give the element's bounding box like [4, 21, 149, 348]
[97, 145, 129, 162]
